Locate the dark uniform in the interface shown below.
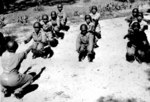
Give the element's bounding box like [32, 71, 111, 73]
[124, 21, 149, 63]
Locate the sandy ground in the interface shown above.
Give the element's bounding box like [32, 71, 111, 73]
[0, 17, 150, 102]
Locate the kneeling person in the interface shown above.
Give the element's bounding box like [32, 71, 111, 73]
[0, 40, 33, 97]
[85, 14, 101, 48]
[76, 24, 95, 62]
[56, 4, 69, 31]
[25, 22, 50, 59]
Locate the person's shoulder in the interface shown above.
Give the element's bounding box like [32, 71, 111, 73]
[90, 22, 95, 26]
[16, 51, 27, 59]
[40, 21, 44, 25]
[77, 33, 82, 38]
[87, 32, 93, 36]
[89, 13, 93, 16]
[31, 31, 36, 35]
[62, 10, 66, 13]
[39, 29, 45, 34]
[96, 12, 100, 16]
[1, 51, 7, 58]
[141, 20, 147, 25]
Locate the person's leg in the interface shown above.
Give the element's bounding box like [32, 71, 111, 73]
[94, 35, 99, 48]
[87, 51, 95, 62]
[14, 74, 33, 95]
[53, 26, 60, 38]
[126, 42, 136, 62]
[78, 45, 87, 62]
[135, 48, 146, 63]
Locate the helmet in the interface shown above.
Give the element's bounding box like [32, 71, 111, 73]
[80, 24, 88, 31]
[33, 22, 42, 28]
[42, 14, 49, 20]
[91, 6, 98, 12]
[51, 11, 57, 18]
[6, 40, 18, 52]
[49, 38, 58, 47]
[57, 4, 63, 8]
[132, 8, 139, 14]
[131, 21, 140, 30]
[85, 15, 92, 21]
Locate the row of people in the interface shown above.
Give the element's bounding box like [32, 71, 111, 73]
[24, 4, 69, 59]
[124, 8, 150, 63]
[76, 6, 101, 62]
[0, 4, 70, 98]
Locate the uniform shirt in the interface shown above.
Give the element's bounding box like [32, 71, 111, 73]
[40, 21, 52, 32]
[0, 51, 33, 87]
[1, 51, 27, 73]
[31, 31, 47, 43]
[85, 22, 95, 32]
[57, 10, 67, 20]
[76, 32, 94, 52]
[49, 17, 60, 27]
[89, 13, 101, 32]
[89, 12, 100, 21]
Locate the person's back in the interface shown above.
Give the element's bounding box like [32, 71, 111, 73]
[1, 51, 26, 86]
[0, 40, 33, 97]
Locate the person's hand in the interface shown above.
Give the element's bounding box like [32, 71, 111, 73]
[14, 88, 23, 94]
[76, 49, 80, 53]
[24, 40, 28, 44]
[29, 44, 34, 50]
[143, 25, 148, 30]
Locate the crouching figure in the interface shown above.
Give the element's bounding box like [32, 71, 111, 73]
[76, 24, 95, 62]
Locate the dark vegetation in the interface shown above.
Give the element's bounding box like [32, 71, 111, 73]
[0, 0, 78, 14]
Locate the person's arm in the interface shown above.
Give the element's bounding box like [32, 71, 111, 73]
[96, 23, 101, 39]
[88, 23, 95, 33]
[63, 11, 67, 21]
[125, 16, 131, 23]
[141, 25, 148, 32]
[76, 34, 81, 52]
[97, 13, 101, 21]
[57, 17, 61, 28]
[24, 34, 32, 44]
[88, 33, 94, 53]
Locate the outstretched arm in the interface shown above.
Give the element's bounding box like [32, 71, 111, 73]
[24, 34, 32, 44]
[88, 33, 94, 53]
[76, 34, 81, 52]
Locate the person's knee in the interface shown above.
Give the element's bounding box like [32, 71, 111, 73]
[126, 52, 135, 62]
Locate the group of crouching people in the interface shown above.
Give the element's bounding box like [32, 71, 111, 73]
[0, 4, 69, 98]
[1, 4, 146, 100]
[125, 8, 150, 63]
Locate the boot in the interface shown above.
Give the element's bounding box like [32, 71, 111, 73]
[88, 52, 95, 62]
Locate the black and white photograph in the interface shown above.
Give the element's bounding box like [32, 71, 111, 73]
[0, 0, 150, 102]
